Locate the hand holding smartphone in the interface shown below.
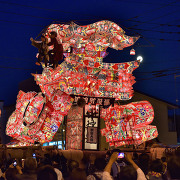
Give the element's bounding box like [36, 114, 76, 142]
[32, 153, 36, 159]
[13, 160, 17, 167]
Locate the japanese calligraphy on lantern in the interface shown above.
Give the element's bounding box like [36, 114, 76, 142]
[73, 95, 114, 106]
[87, 127, 98, 143]
[84, 117, 98, 150]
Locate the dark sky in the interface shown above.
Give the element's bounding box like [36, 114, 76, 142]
[0, 0, 180, 107]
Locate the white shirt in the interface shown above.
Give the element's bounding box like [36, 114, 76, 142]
[137, 168, 147, 180]
[102, 167, 147, 180]
[54, 168, 63, 180]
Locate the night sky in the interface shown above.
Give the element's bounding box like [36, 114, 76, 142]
[0, 0, 180, 108]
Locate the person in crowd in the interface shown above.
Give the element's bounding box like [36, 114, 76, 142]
[102, 152, 147, 180]
[175, 147, 180, 157]
[65, 160, 79, 180]
[161, 157, 167, 175]
[51, 146, 61, 163]
[35, 145, 47, 162]
[51, 145, 67, 172]
[167, 155, 180, 180]
[67, 160, 79, 173]
[67, 167, 86, 180]
[105, 150, 111, 164]
[147, 159, 164, 180]
[133, 152, 139, 165]
[125, 153, 147, 180]
[118, 166, 137, 180]
[54, 167, 63, 180]
[87, 157, 106, 180]
[86, 153, 96, 175]
[138, 152, 150, 176]
[110, 149, 126, 179]
[15, 157, 37, 180]
[1, 160, 22, 180]
[37, 165, 57, 180]
[102, 152, 118, 180]
[51, 147, 64, 180]
[5, 167, 18, 180]
[41, 153, 52, 166]
[47, 31, 63, 69]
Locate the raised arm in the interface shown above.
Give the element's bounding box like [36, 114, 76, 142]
[104, 152, 118, 174]
[126, 153, 139, 170]
[126, 153, 147, 180]
[30, 37, 41, 49]
[102, 152, 118, 180]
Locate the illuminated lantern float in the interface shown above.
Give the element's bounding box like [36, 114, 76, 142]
[101, 101, 158, 147]
[6, 90, 73, 146]
[6, 20, 158, 147]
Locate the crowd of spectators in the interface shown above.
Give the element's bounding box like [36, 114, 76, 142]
[0, 145, 179, 180]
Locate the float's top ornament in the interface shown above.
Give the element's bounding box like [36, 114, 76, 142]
[32, 20, 141, 101]
[46, 20, 139, 57]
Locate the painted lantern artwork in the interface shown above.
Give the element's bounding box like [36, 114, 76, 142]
[101, 101, 158, 147]
[6, 20, 158, 147]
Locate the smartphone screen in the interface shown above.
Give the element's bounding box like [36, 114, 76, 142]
[13, 160, 17, 166]
[32, 153, 36, 159]
[118, 152, 124, 159]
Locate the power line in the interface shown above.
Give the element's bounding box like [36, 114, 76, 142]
[135, 67, 180, 74]
[126, 0, 179, 21]
[146, 37, 180, 42]
[0, 1, 99, 17]
[0, 56, 33, 62]
[123, 0, 180, 44]
[0, 65, 38, 71]
[136, 71, 180, 81]
[116, 0, 180, 7]
[124, 19, 180, 27]
[0, 6, 178, 43]
[1, 0, 180, 29]
[0, 10, 58, 21]
[0, 19, 43, 27]
[138, 58, 180, 65]
[128, 27, 180, 34]
[129, 8, 180, 28]
[1, 8, 179, 29]
[142, 79, 180, 84]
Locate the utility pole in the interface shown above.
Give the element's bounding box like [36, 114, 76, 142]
[174, 74, 180, 143]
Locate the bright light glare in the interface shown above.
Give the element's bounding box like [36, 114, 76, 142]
[137, 56, 143, 62]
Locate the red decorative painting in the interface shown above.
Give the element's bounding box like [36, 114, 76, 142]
[66, 106, 83, 149]
[6, 90, 74, 144]
[101, 101, 158, 147]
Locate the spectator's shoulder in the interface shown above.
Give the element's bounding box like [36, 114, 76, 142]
[137, 168, 147, 180]
[87, 174, 96, 180]
[102, 171, 113, 180]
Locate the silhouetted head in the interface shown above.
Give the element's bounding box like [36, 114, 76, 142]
[94, 158, 106, 171]
[24, 157, 37, 173]
[5, 168, 18, 180]
[68, 160, 79, 172]
[50, 31, 57, 38]
[149, 159, 163, 173]
[69, 168, 86, 180]
[167, 155, 180, 179]
[37, 165, 57, 180]
[118, 166, 137, 180]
